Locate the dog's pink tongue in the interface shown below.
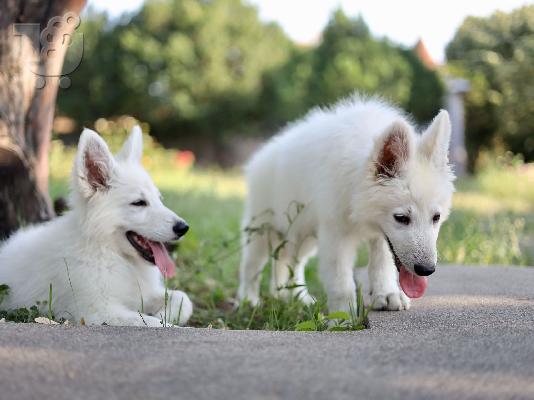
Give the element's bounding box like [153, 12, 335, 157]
[147, 242, 176, 278]
[399, 265, 427, 298]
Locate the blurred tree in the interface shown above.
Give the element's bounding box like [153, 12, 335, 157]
[0, 0, 85, 239]
[257, 46, 314, 125]
[258, 10, 443, 129]
[61, 0, 293, 140]
[57, 9, 120, 124]
[59, 3, 444, 165]
[308, 10, 412, 111]
[401, 48, 444, 124]
[446, 5, 534, 165]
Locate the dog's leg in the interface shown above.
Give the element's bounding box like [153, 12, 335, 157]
[270, 242, 291, 300]
[270, 239, 315, 304]
[288, 237, 316, 305]
[289, 257, 315, 305]
[368, 237, 410, 311]
[318, 229, 357, 313]
[238, 234, 269, 306]
[154, 290, 193, 326]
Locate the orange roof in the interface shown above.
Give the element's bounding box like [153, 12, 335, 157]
[415, 39, 436, 70]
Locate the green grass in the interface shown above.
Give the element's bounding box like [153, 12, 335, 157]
[0, 285, 41, 322]
[7, 137, 532, 329]
[447, 163, 534, 266]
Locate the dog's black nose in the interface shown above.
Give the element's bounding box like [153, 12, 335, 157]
[414, 263, 436, 276]
[173, 221, 189, 238]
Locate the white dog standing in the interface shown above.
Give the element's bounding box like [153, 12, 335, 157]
[238, 95, 455, 313]
[0, 127, 192, 326]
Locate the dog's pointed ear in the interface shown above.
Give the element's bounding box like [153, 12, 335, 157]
[373, 121, 412, 180]
[116, 125, 143, 163]
[76, 128, 115, 197]
[419, 110, 451, 168]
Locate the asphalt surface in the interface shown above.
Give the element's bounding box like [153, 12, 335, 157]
[1, 265, 533, 400]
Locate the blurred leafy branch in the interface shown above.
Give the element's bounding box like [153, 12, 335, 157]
[446, 5, 534, 168]
[58, 1, 534, 167]
[59, 1, 443, 144]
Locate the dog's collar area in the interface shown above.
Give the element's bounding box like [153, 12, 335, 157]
[126, 231, 156, 264]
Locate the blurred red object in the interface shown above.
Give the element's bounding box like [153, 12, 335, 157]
[175, 150, 195, 169]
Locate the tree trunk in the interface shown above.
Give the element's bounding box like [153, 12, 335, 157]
[0, 0, 85, 239]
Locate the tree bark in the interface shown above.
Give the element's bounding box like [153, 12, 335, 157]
[0, 0, 85, 239]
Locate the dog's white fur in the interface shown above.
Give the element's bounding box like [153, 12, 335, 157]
[238, 95, 455, 312]
[0, 127, 192, 326]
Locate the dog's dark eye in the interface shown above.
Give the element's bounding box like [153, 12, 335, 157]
[131, 200, 147, 207]
[394, 214, 410, 225]
[433, 213, 441, 223]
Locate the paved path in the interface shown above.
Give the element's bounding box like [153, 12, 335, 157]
[1, 265, 533, 400]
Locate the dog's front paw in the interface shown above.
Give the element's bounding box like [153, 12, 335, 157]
[296, 291, 316, 306]
[163, 290, 193, 326]
[175, 291, 193, 325]
[371, 291, 410, 311]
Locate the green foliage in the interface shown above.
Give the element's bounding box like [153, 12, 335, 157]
[49, 116, 183, 183]
[451, 157, 534, 265]
[62, 0, 292, 137]
[0, 284, 57, 323]
[48, 284, 54, 321]
[440, 212, 526, 265]
[293, 286, 369, 332]
[0, 285, 42, 323]
[446, 5, 534, 165]
[58, 9, 120, 124]
[261, 9, 444, 126]
[308, 11, 412, 108]
[258, 47, 315, 124]
[59, 2, 443, 140]
[0, 305, 40, 323]
[307, 10, 443, 122]
[0, 284, 8, 306]
[401, 49, 445, 123]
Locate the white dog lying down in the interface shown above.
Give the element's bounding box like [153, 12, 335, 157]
[238, 95, 455, 313]
[0, 127, 192, 326]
